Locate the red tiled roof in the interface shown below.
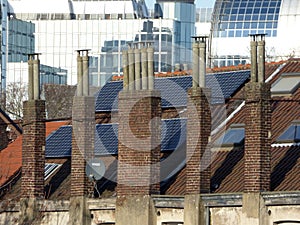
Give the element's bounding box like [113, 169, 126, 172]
[0, 121, 68, 187]
[164, 59, 300, 195]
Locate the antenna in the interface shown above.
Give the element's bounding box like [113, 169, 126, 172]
[85, 158, 106, 181]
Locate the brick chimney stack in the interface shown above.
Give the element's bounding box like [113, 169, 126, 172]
[69, 49, 94, 225]
[20, 53, 46, 224]
[244, 34, 271, 192]
[116, 42, 161, 225]
[184, 36, 211, 225]
[242, 34, 271, 224]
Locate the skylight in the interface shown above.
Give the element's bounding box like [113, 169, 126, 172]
[277, 122, 300, 143]
[45, 163, 61, 180]
[214, 124, 245, 146]
[271, 73, 300, 96]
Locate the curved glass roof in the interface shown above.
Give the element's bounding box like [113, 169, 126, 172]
[212, 0, 282, 38]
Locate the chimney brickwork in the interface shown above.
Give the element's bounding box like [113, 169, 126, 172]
[116, 43, 160, 225]
[244, 83, 271, 192]
[186, 36, 211, 194]
[117, 90, 161, 196]
[68, 50, 94, 225]
[186, 88, 211, 194]
[21, 53, 45, 198]
[244, 34, 271, 192]
[184, 36, 211, 225]
[21, 100, 46, 198]
[117, 43, 161, 196]
[71, 96, 95, 197]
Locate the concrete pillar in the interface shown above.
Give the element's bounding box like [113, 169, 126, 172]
[257, 34, 266, 83]
[82, 51, 89, 96]
[250, 35, 258, 82]
[141, 47, 148, 90]
[199, 39, 206, 88]
[77, 51, 83, 96]
[28, 55, 34, 100]
[28, 54, 41, 100]
[184, 195, 207, 225]
[122, 50, 129, 90]
[33, 58, 40, 100]
[134, 48, 141, 90]
[192, 42, 199, 88]
[147, 46, 154, 90]
[128, 48, 135, 90]
[242, 193, 268, 225]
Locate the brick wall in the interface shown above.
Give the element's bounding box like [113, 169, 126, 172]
[186, 87, 211, 194]
[21, 100, 46, 198]
[244, 82, 271, 192]
[71, 96, 95, 197]
[117, 90, 161, 196]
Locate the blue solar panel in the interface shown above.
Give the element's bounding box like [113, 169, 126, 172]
[46, 126, 72, 157]
[46, 118, 187, 157]
[94, 81, 122, 112]
[161, 118, 187, 151]
[95, 124, 118, 155]
[95, 70, 250, 111]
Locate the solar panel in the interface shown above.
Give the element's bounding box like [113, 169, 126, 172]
[94, 81, 122, 112]
[95, 70, 250, 111]
[95, 124, 118, 155]
[45, 118, 188, 158]
[45, 126, 72, 157]
[161, 118, 187, 151]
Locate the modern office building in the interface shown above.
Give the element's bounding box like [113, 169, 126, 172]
[0, 0, 196, 88]
[210, 0, 300, 67]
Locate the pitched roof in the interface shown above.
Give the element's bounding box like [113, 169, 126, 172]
[0, 121, 68, 187]
[95, 70, 250, 112]
[2, 59, 300, 199]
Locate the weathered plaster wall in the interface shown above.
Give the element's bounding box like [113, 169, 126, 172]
[267, 205, 300, 225]
[210, 207, 242, 225]
[156, 208, 184, 225]
[1, 193, 300, 225]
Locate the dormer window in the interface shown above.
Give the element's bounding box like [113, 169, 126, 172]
[276, 121, 300, 143]
[271, 73, 300, 96]
[214, 124, 245, 147]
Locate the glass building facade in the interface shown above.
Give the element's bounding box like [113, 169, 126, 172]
[0, 0, 195, 88]
[209, 0, 300, 68]
[212, 0, 281, 38]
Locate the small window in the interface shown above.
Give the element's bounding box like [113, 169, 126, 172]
[214, 124, 245, 147]
[45, 163, 61, 180]
[277, 122, 300, 143]
[271, 73, 300, 96]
